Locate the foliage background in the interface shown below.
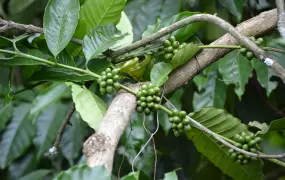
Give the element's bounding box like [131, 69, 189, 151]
[0, 0, 285, 179]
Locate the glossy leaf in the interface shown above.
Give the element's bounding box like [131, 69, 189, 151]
[19, 169, 51, 180]
[110, 12, 133, 51]
[171, 42, 201, 69]
[187, 108, 263, 180]
[33, 104, 67, 159]
[193, 72, 227, 111]
[80, 0, 127, 32]
[218, 0, 244, 21]
[159, 0, 182, 20]
[0, 49, 46, 66]
[0, 104, 35, 169]
[121, 172, 140, 180]
[150, 62, 172, 87]
[126, 0, 163, 40]
[28, 67, 94, 82]
[57, 50, 76, 67]
[219, 51, 253, 99]
[164, 171, 178, 180]
[61, 114, 88, 165]
[43, 0, 80, 56]
[0, 103, 13, 132]
[30, 83, 69, 116]
[66, 82, 107, 130]
[83, 24, 127, 60]
[54, 165, 111, 180]
[251, 59, 277, 96]
[250, 118, 285, 135]
[87, 58, 111, 74]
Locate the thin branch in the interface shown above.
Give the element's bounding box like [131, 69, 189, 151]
[0, 18, 82, 45]
[11, 81, 47, 95]
[53, 103, 75, 149]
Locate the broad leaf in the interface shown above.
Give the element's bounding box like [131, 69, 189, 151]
[250, 118, 285, 135]
[187, 108, 263, 180]
[0, 103, 13, 132]
[43, 0, 80, 56]
[80, 0, 127, 32]
[126, 0, 163, 40]
[30, 83, 69, 116]
[66, 82, 107, 130]
[87, 58, 111, 74]
[83, 24, 127, 60]
[8, 151, 37, 180]
[164, 171, 178, 180]
[58, 50, 76, 67]
[219, 51, 253, 99]
[121, 172, 140, 180]
[193, 71, 227, 111]
[0, 49, 46, 66]
[54, 165, 111, 180]
[171, 42, 201, 69]
[110, 12, 133, 51]
[0, 104, 35, 169]
[251, 59, 277, 96]
[218, 0, 244, 21]
[19, 169, 51, 180]
[33, 104, 67, 159]
[159, 0, 181, 20]
[28, 67, 94, 82]
[150, 62, 172, 87]
[61, 114, 88, 166]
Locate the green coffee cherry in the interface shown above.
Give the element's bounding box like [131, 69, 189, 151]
[246, 51, 254, 60]
[166, 46, 174, 52]
[164, 53, 173, 60]
[169, 36, 176, 43]
[172, 41, 180, 48]
[98, 67, 121, 95]
[239, 48, 247, 54]
[164, 40, 171, 47]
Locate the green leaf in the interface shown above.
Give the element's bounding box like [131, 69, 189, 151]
[126, 0, 163, 40]
[143, 12, 201, 42]
[250, 118, 285, 135]
[66, 82, 107, 130]
[110, 12, 133, 51]
[54, 165, 111, 180]
[43, 0, 80, 56]
[61, 114, 88, 166]
[8, 151, 37, 180]
[218, 0, 244, 21]
[150, 62, 172, 87]
[9, 0, 36, 14]
[87, 58, 111, 74]
[80, 0, 127, 32]
[163, 171, 178, 180]
[30, 83, 69, 116]
[0, 103, 13, 132]
[0, 34, 30, 43]
[251, 59, 277, 96]
[219, 51, 253, 99]
[193, 71, 227, 111]
[19, 169, 51, 180]
[33, 104, 67, 159]
[171, 42, 201, 69]
[159, 0, 182, 20]
[187, 107, 263, 180]
[0, 104, 35, 169]
[121, 171, 140, 180]
[57, 50, 76, 67]
[0, 49, 46, 66]
[28, 67, 94, 82]
[83, 24, 127, 60]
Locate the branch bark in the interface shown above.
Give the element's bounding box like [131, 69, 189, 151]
[83, 84, 140, 172]
[83, 9, 282, 171]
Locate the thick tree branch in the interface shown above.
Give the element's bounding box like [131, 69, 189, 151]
[276, 0, 285, 38]
[0, 18, 82, 45]
[165, 9, 278, 93]
[83, 84, 140, 172]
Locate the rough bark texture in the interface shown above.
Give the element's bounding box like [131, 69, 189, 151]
[83, 85, 140, 172]
[83, 9, 279, 172]
[165, 9, 277, 93]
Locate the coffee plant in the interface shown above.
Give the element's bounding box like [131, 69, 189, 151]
[0, 0, 285, 180]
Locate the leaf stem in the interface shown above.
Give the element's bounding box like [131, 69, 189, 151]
[119, 84, 137, 95]
[266, 157, 285, 167]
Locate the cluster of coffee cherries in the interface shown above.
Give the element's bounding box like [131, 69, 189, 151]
[97, 68, 120, 95]
[163, 36, 187, 60]
[228, 132, 262, 165]
[136, 84, 161, 116]
[239, 37, 264, 60]
[168, 110, 191, 137]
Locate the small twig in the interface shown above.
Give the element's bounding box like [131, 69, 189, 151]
[53, 103, 76, 149]
[11, 81, 47, 95]
[0, 18, 82, 45]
